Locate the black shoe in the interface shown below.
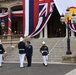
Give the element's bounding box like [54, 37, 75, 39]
[45, 65, 47, 67]
[43, 63, 45, 66]
[0, 66, 2, 68]
[2, 62, 3, 64]
[27, 65, 31, 67]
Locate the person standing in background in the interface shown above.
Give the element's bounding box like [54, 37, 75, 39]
[55, 28, 61, 37]
[26, 41, 33, 67]
[18, 37, 26, 68]
[0, 40, 5, 67]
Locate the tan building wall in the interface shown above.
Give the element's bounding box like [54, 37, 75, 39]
[0, 0, 22, 8]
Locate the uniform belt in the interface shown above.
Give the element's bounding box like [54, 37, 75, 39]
[43, 51, 47, 52]
[19, 49, 25, 50]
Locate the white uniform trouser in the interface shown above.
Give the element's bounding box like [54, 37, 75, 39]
[42, 55, 48, 65]
[19, 54, 25, 67]
[0, 54, 3, 66]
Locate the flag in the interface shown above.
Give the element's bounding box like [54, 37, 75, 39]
[69, 20, 76, 32]
[32, 0, 54, 36]
[23, 0, 54, 37]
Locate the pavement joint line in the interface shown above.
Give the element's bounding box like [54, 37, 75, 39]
[49, 40, 60, 54]
[3, 61, 76, 65]
[65, 69, 76, 75]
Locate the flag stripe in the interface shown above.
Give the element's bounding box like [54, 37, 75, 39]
[24, 0, 29, 36]
[22, 0, 25, 35]
[29, 0, 34, 35]
[34, 0, 39, 31]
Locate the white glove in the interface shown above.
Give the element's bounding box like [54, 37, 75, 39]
[42, 51, 44, 53]
[4, 51, 7, 54]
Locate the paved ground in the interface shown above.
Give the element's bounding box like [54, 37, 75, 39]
[2, 38, 76, 75]
[0, 63, 76, 75]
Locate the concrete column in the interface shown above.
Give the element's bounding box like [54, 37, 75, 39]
[71, 30, 75, 37]
[44, 24, 48, 38]
[39, 30, 43, 39]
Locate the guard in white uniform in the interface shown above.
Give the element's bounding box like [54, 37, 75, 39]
[0, 40, 5, 67]
[40, 41, 49, 67]
[18, 37, 26, 68]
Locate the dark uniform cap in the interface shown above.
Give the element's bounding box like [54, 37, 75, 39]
[27, 41, 30, 44]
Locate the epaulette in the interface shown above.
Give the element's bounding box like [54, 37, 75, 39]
[40, 45, 42, 48]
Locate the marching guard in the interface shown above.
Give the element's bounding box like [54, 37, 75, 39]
[40, 41, 49, 67]
[0, 40, 5, 67]
[18, 37, 26, 68]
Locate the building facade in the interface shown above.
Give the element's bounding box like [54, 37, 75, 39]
[0, 0, 75, 39]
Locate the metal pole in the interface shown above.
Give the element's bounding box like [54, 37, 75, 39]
[66, 23, 72, 54]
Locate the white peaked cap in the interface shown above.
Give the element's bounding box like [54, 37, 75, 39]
[20, 37, 24, 41]
[42, 41, 45, 44]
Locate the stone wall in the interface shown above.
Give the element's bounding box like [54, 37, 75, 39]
[62, 55, 76, 63]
